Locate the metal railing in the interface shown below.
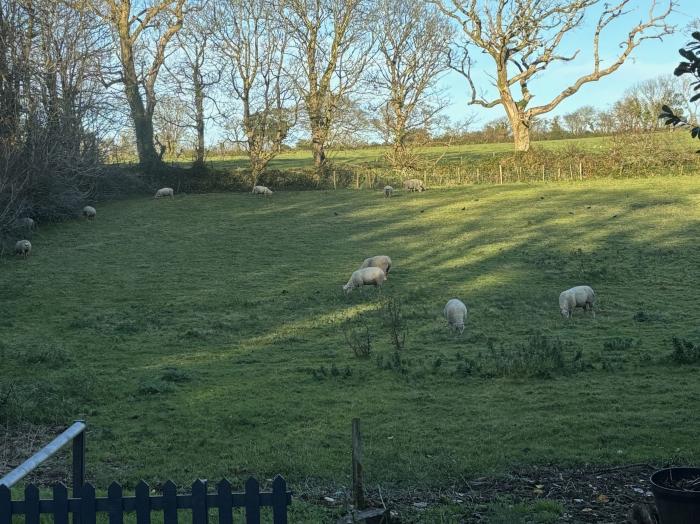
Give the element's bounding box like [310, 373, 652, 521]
[0, 419, 85, 492]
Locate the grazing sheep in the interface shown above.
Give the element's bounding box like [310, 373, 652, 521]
[252, 185, 273, 196]
[444, 298, 468, 334]
[16, 217, 35, 230]
[359, 255, 392, 276]
[384, 185, 394, 197]
[15, 239, 31, 258]
[559, 285, 596, 318]
[82, 206, 96, 219]
[154, 187, 175, 199]
[403, 178, 425, 192]
[342, 267, 386, 294]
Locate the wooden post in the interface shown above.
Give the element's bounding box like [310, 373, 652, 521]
[355, 172, 359, 190]
[541, 165, 545, 182]
[558, 166, 561, 180]
[333, 170, 337, 190]
[476, 168, 480, 184]
[499, 164, 503, 184]
[578, 162, 582, 180]
[352, 418, 365, 510]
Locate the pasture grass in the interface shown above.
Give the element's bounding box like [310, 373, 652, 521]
[2, 176, 700, 520]
[200, 133, 695, 172]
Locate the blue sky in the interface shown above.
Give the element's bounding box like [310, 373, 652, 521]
[440, 0, 697, 129]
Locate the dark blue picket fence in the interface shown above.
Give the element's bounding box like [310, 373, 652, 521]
[0, 476, 291, 524]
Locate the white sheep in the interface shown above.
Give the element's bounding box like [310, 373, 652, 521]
[384, 185, 394, 198]
[342, 267, 386, 294]
[403, 178, 425, 192]
[82, 206, 96, 219]
[559, 285, 596, 318]
[154, 187, 175, 199]
[359, 255, 392, 277]
[15, 239, 31, 258]
[252, 185, 273, 196]
[444, 298, 468, 334]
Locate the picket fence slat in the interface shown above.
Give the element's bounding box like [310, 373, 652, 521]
[217, 479, 233, 524]
[53, 483, 69, 524]
[245, 477, 261, 524]
[191, 480, 207, 524]
[81, 483, 97, 524]
[2, 477, 291, 522]
[25, 484, 40, 524]
[0, 486, 10, 524]
[108, 482, 123, 524]
[162, 480, 178, 524]
[271, 476, 287, 524]
[135, 481, 151, 524]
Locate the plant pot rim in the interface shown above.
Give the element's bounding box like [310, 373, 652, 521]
[651, 467, 700, 499]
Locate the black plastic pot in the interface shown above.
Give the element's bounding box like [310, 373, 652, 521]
[650, 467, 700, 524]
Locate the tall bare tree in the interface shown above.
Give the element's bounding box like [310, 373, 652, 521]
[165, 1, 220, 167]
[215, 0, 299, 186]
[1, 0, 107, 236]
[431, 0, 675, 151]
[282, 0, 374, 173]
[371, 0, 453, 169]
[76, 0, 188, 168]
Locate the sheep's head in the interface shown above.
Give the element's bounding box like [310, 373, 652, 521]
[455, 323, 464, 335]
[560, 308, 570, 318]
[342, 283, 352, 294]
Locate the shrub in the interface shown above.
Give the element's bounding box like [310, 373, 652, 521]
[382, 297, 407, 351]
[602, 337, 635, 352]
[671, 336, 700, 364]
[482, 334, 583, 379]
[343, 319, 373, 358]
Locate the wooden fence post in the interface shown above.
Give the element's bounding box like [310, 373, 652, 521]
[476, 168, 480, 183]
[332, 170, 337, 190]
[542, 165, 545, 182]
[499, 164, 503, 184]
[355, 172, 359, 189]
[578, 162, 583, 180]
[352, 418, 365, 510]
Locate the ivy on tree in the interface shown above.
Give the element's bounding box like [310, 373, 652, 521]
[660, 32, 700, 143]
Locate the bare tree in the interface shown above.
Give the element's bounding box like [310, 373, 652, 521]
[282, 0, 374, 173]
[1, 0, 107, 239]
[215, 0, 299, 187]
[431, 0, 675, 151]
[371, 0, 453, 169]
[164, 1, 220, 168]
[75, 0, 188, 168]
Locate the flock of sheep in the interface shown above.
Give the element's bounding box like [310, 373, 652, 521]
[342, 258, 596, 333]
[11, 182, 597, 327]
[10, 188, 173, 258]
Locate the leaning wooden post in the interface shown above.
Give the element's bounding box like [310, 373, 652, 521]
[352, 418, 365, 510]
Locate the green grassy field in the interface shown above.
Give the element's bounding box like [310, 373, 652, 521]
[199, 133, 695, 173]
[2, 177, 700, 521]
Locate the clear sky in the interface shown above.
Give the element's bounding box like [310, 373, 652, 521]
[440, 0, 697, 129]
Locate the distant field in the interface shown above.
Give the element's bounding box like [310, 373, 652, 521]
[2, 177, 700, 521]
[194, 133, 696, 173]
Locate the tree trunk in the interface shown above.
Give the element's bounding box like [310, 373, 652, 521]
[120, 33, 161, 169]
[193, 73, 205, 167]
[511, 118, 531, 152]
[311, 126, 327, 171]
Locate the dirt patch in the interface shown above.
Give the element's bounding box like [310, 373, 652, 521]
[304, 464, 663, 523]
[0, 423, 71, 485]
